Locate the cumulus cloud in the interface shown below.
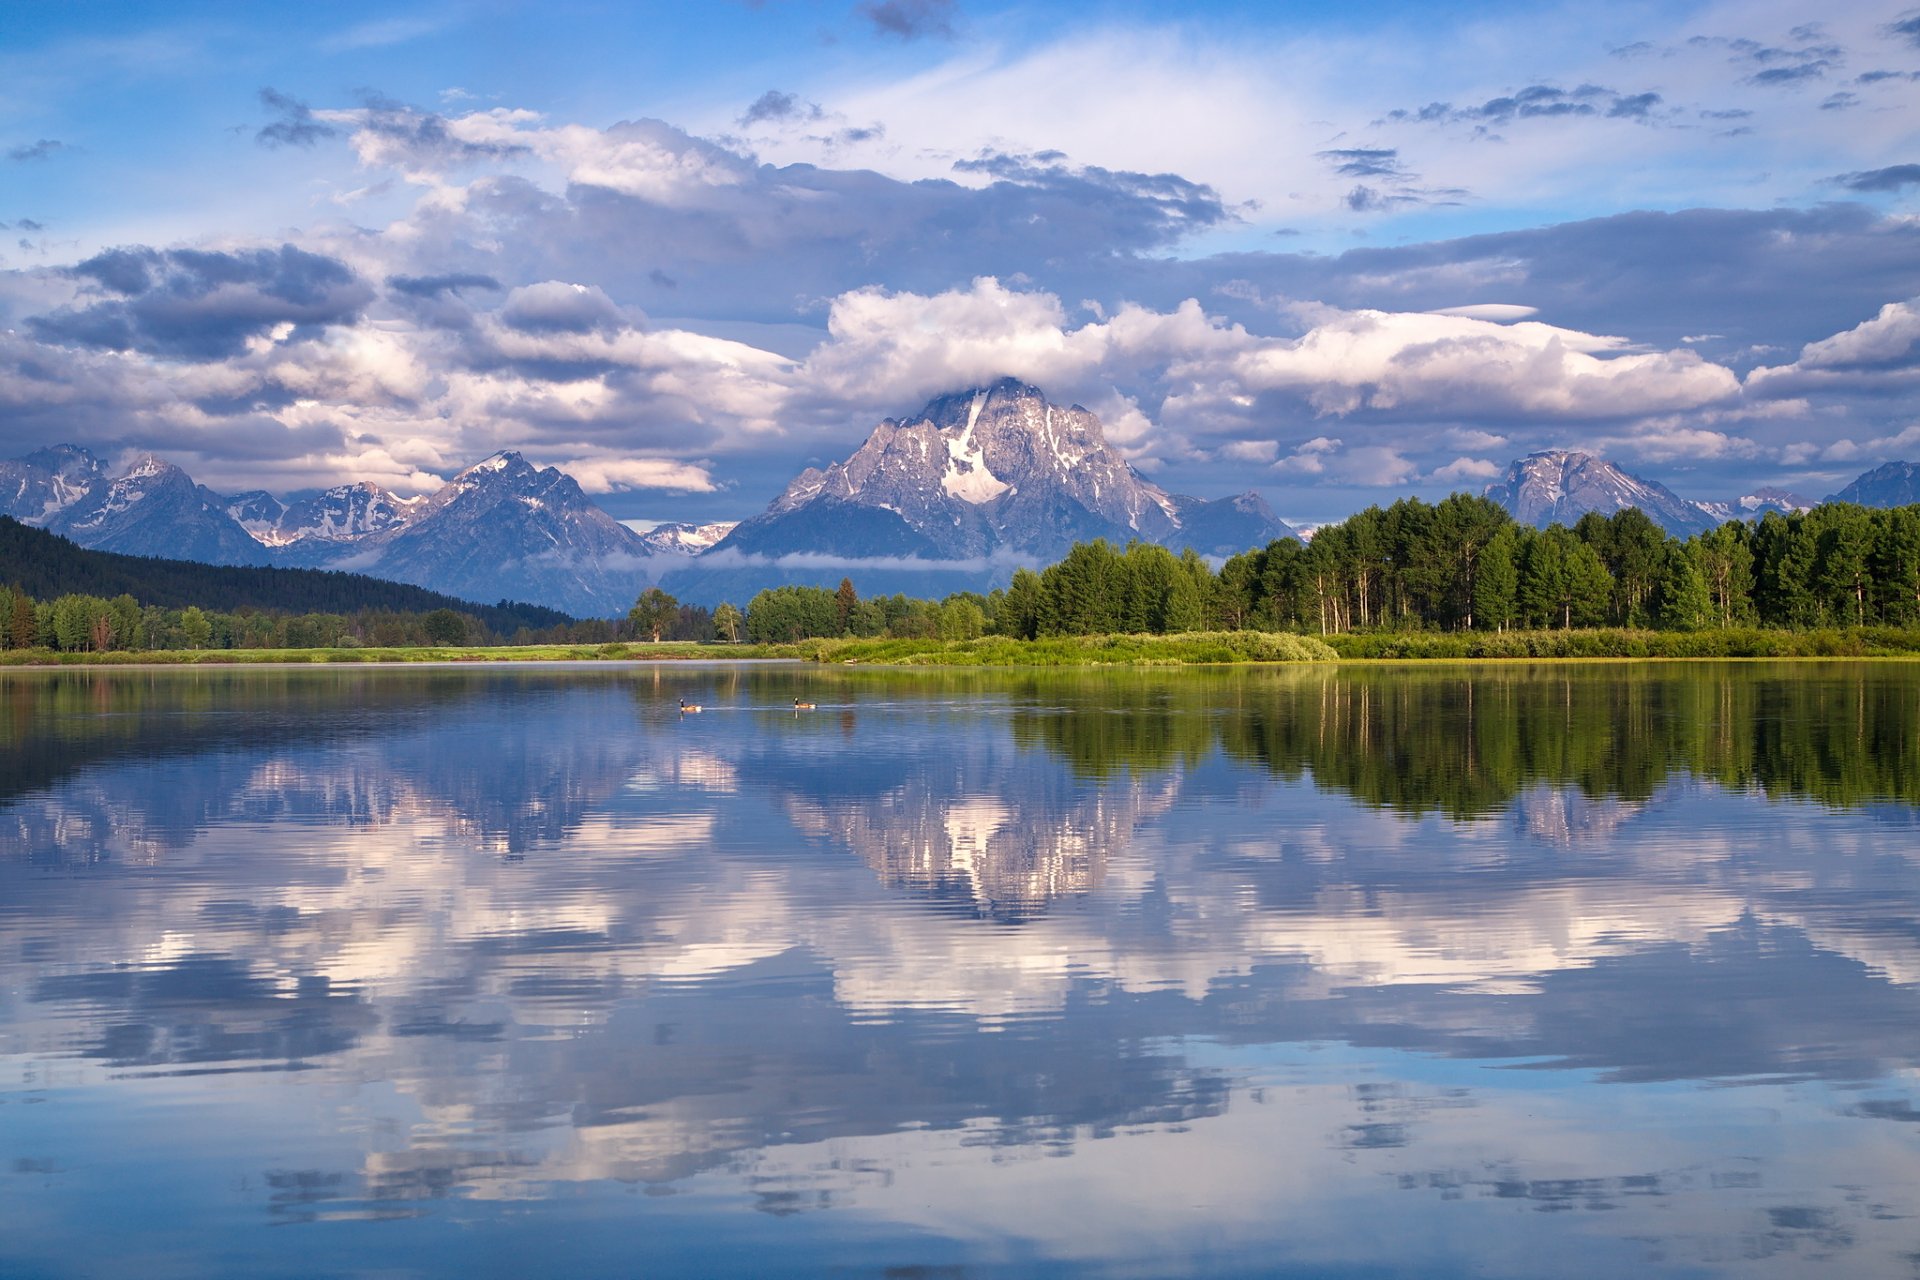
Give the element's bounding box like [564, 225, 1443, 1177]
[563, 456, 717, 493]
[1430, 456, 1502, 482]
[29, 244, 373, 359]
[1747, 300, 1920, 398]
[1217, 308, 1739, 421]
[499, 281, 629, 334]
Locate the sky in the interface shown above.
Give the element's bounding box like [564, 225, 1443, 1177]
[3, 0, 1919, 529]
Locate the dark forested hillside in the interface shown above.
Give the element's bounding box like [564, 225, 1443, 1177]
[0, 517, 570, 631]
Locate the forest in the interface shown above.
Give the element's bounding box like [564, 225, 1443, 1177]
[10, 497, 1920, 654]
[743, 496, 1920, 643]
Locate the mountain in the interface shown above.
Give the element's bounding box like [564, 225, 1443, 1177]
[1705, 487, 1814, 521]
[224, 489, 286, 539]
[0, 444, 664, 616]
[1483, 450, 1718, 538]
[0, 445, 106, 525]
[635, 520, 738, 556]
[664, 379, 1296, 602]
[0, 517, 570, 631]
[45, 454, 271, 565]
[1829, 461, 1920, 508]
[266, 482, 426, 554]
[299, 452, 658, 617]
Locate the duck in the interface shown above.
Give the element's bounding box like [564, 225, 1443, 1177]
[792, 697, 817, 710]
[678, 698, 703, 713]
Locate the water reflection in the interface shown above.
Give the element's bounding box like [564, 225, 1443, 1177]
[3, 663, 1920, 1278]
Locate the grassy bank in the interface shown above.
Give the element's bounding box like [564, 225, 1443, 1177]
[805, 631, 1339, 666]
[0, 641, 805, 666]
[1321, 626, 1920, 659]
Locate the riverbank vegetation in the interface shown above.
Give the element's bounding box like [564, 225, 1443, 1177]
[805, 630, 1338, 666]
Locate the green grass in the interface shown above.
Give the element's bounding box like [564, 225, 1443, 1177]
[803, 631, 1339, 666]
[0, 641, 805, 666]
[1321, 627, 1920, 660]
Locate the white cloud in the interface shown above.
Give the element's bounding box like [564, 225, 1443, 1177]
[1430, 456, 1502, 482]
[564, 457, 718, 493]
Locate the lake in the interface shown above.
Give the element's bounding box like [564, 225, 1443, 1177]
[3, 661, 1919, 1278]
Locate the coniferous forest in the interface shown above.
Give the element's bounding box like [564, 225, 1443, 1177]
[10, 498, 1920, 656]
[741, 496, 1920, 648]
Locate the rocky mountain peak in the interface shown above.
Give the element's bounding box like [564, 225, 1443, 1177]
[1484, 449, 1716, 538]
[1830, 460, 1920, 507]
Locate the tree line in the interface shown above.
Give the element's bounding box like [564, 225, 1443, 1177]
[0, 588, 724, 653]
[728, 496, 1920, 643]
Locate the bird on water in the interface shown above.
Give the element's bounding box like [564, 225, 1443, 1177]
[679, 698, 702, 713]
[792, 697, 816, 710]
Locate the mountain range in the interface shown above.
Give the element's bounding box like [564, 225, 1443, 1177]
[3, 379, 1914, 613]
[1480, 451, 1815, 538]
[660, 378, 1296, 602]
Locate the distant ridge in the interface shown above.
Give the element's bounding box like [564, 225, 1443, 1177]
[0, 517, 572, 630]
[1483, 449, 1717, 538]
[1829, 460, 1920, 508]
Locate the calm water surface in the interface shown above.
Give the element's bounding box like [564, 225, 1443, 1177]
[3, 661, 1920, 1278]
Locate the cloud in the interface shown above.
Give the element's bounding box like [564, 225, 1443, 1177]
[1427, 304, 1537, 322]
[1835, 164, 1920, 193]
[563, 456, 717, 493]
[256, 88, 339, 148]
[1217, 307, 1739, 421]
[1430, 456, 1502, 482]
[29, 244, 373, 359]
[7, 138, 68, 162]
[1318, 148, 1405, 179]
[741, 90, 816, 127]
[386, 273, 502, 299]
[1886, 11, 1920, 48]
[1747, 300, 1920, 399]
[499, 281, 629, 334]
[1385, 84, 1662, 129]
[319, 94, 533, 176]
[858, 0, 956, 41]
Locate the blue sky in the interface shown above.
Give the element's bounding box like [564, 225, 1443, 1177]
[4, 0, 1920, 526]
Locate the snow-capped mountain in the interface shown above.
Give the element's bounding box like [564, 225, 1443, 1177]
[45, 454, 271, 565]
[1483, 450, 1718, 538]
[1829, 461, 1920, 508]
[0, 445, 108, 526]
[635, 520, 738, 556]
[1696, 487, 1814, 524]
[269, 483, 428, 557]
[0, 443, 671, 615]
[224, 489, 287, 539]
[302, 452, 658, 617]
[666, 379, 1295, 601]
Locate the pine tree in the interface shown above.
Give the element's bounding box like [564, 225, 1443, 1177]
[1656, 545, 1713, 631]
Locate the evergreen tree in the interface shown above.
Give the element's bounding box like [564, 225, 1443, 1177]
[1473, 526, 1520, 632]
[996, 568, 1044, 639]
[1656, 544, 1713, 631]
[835, 578, 858, 634]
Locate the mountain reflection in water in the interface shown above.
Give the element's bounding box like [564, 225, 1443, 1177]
[2, 663, 1919, 1279]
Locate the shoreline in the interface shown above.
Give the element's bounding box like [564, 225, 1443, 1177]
[8, 626, 1920, 669]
